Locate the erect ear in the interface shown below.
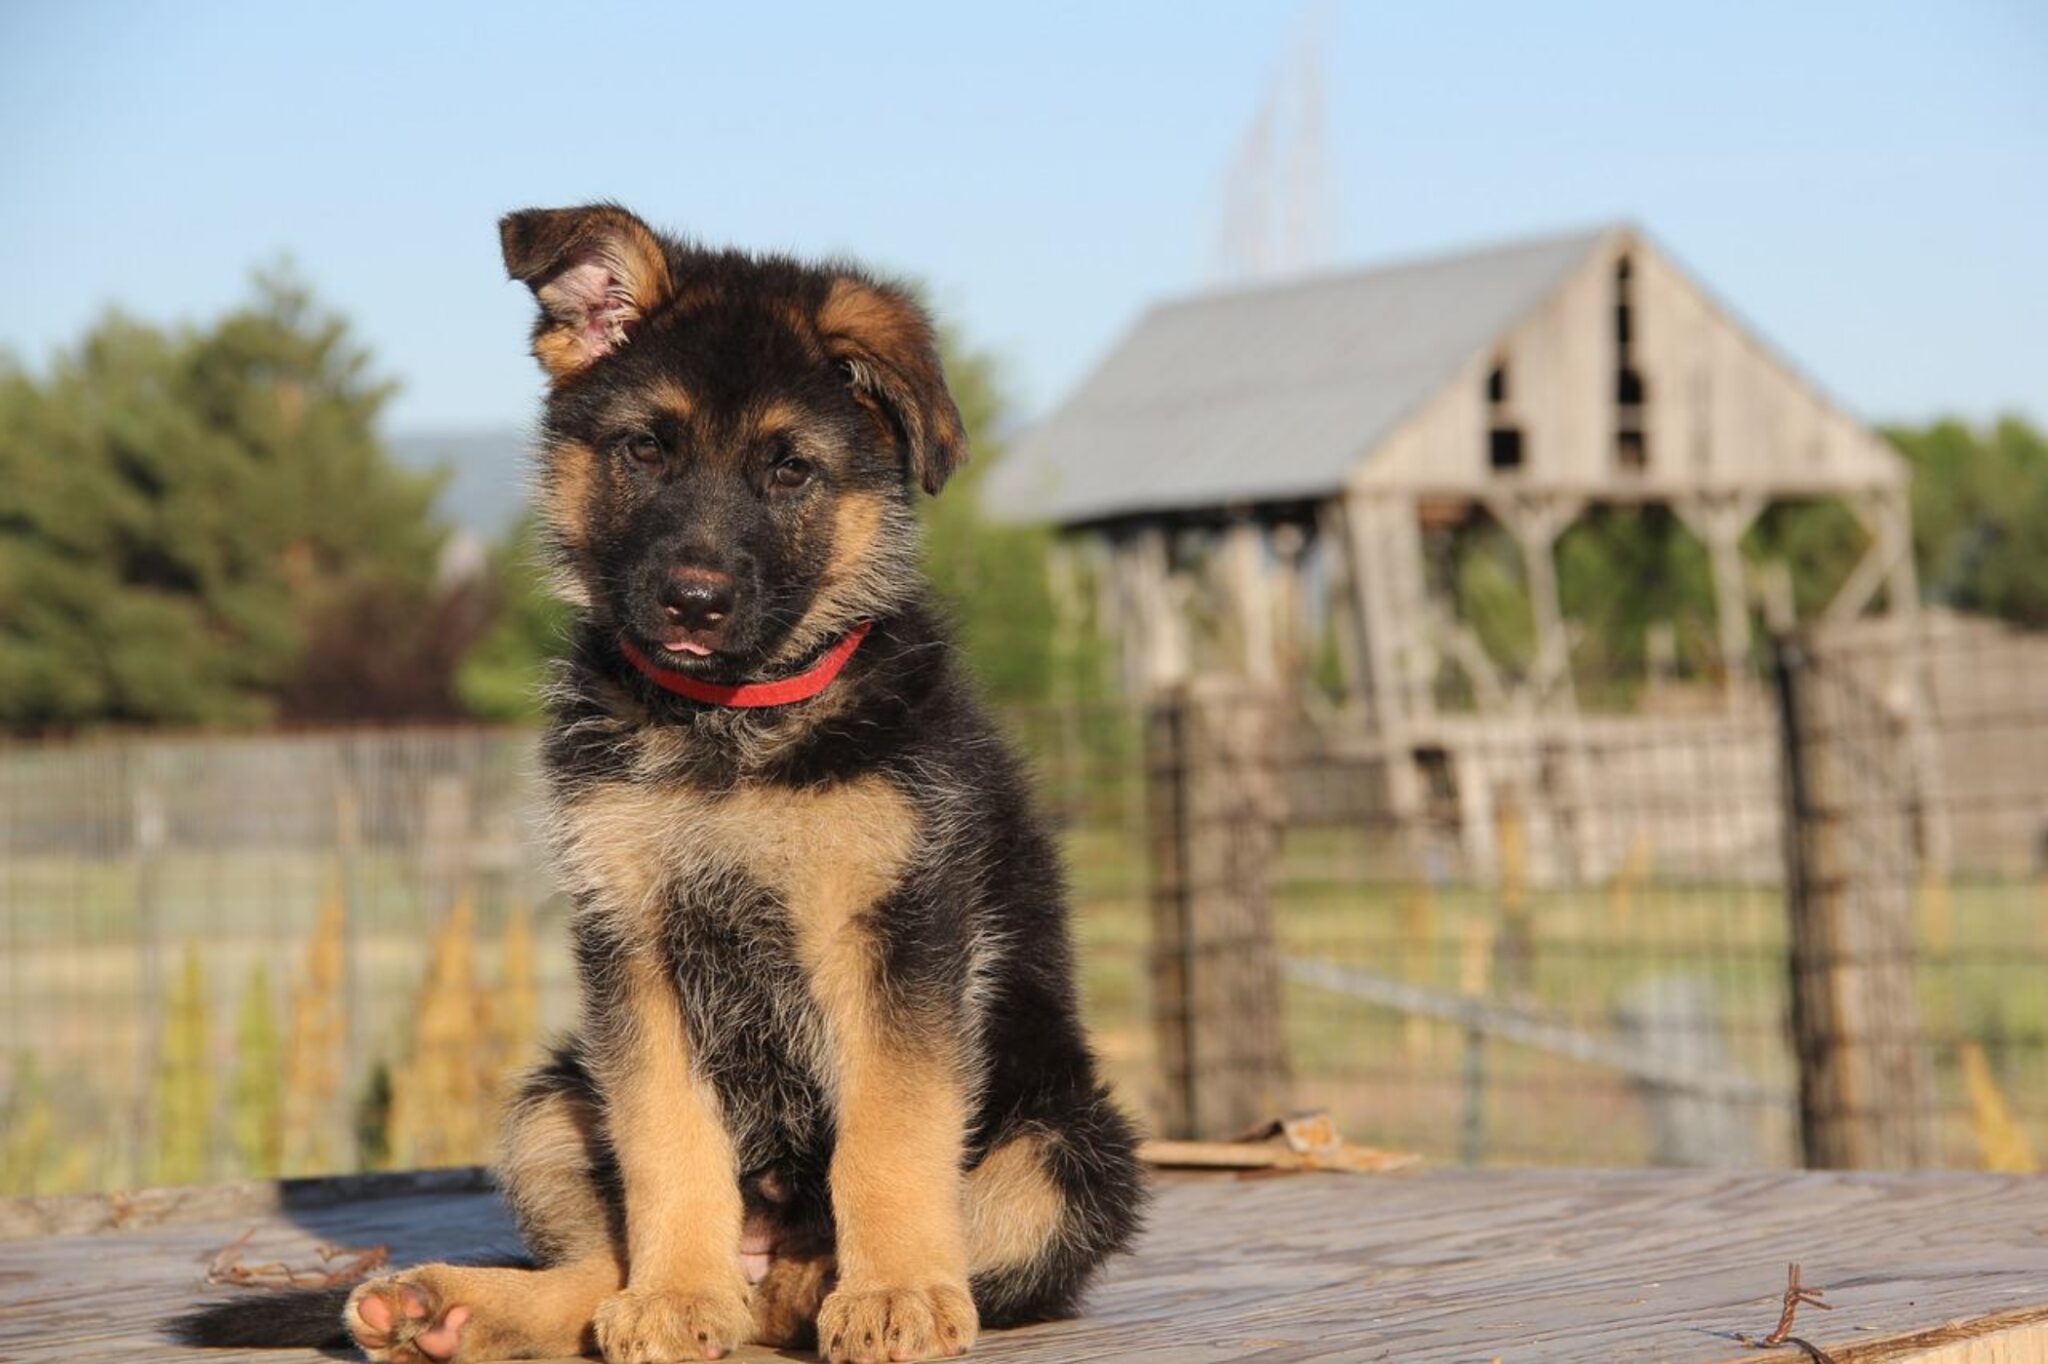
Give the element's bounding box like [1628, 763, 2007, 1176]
[498, 204, 674, 380]
[817, 277, 967, 496]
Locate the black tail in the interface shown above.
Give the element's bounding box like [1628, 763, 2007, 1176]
[168, 1285, 354, 1350]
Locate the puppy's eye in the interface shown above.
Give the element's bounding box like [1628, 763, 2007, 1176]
[618, 433, 663, 465]
[770, 457, 812, 490]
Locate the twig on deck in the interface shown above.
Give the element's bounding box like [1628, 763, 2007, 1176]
[204, 1227, 390, 1289]
[1140, 1109, 1421, 1175]
[1735, 1262, 1834, 1360]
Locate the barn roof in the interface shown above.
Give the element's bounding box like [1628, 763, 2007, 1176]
[984, 226, 1613, 525]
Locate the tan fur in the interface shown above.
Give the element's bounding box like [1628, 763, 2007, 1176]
[784, 490, 889, 648]
[555, 775, 920, 930]
[817, 1283, 977, 1364]
[592, 1284, 756, 1364]
[768, 784, 978, 1361]
[750, 1254, 835, 1348]
[550, 780, 759, 1354]
[648, 378, 696, 422]
[495, 1079, 612, 1265]
[542, 439, 599, 552]
[752, 397, 804, 440]
[814, 278, 966, 482]
[825, 493, 883, 585]
[347, 1258, 619, 1363]
[817, 279, 925, 363]
[964, 1132, 1067, 1274]
[814, 1033, 973, 1272]
[602, 949, 748, 1291]
[532, 327, 595, 381]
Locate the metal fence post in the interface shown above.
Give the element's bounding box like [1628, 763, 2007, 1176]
[1145, 678, 1292, 1139]
[1773, 631, 1934, 1168]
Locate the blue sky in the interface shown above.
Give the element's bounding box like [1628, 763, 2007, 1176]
[2, 2, 2043, 438]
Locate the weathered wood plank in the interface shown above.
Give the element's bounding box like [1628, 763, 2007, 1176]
[2, 1170, 2044, 1363]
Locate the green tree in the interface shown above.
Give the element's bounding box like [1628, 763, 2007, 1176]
[456, 516, 570, 721]
[920, 331, 1073, 703]
[1888, 416, 2048, 626]
[0, 272, 447, 730]
[1436, 507, 1718, 704]
[1558, 505, 1718, 690]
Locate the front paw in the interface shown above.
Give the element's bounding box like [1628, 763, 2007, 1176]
[817, 1282, 977, 1363]
[593, 1285, 753, 1363]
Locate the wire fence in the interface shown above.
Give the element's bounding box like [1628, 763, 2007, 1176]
[2, 617, 2044, 1195]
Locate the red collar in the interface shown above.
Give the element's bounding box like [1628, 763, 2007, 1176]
[617, 622, 873, 708]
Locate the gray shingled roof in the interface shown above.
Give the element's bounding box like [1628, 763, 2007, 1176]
[983, 227, 1613, 525]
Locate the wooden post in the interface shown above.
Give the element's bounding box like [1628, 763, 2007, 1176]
[1774, 633, 1933, 1168]
[333, 769, 366, 1167]
[1217, 519, 1278, 684]
[131, 756, 168, 1178]
[1111, 525, 1190, 698]
[1673, 492, 1764, 705]
[1339, 493, 1428, 838]
[1147, 678, 1292, 1138]
[1487, 493, 1584, 713]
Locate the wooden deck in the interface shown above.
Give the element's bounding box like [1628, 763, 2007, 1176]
[5, 1167, 2047, 1363]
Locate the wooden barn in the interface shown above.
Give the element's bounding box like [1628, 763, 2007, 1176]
[987, 224, 1920, 872]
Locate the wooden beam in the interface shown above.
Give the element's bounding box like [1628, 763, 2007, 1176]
[1486, 493, 1585, 711]
[1673, 492, 1766, 701]
[1339, 492, 1426, 822]
[1826, 492, 1910, 623]
[1316, 501, 1369, 709]
[1217, 519, 1278, 684]
[1109, 526, 1190, 697]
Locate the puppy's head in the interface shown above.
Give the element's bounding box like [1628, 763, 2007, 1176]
[499, 203, 966, 680]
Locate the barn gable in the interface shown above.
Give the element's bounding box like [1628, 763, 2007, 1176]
[1353, 226, 1903, 499]
[990, 225, 1903, 525]
[987, 228, 1608, 525]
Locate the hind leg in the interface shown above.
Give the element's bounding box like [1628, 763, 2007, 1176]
[345, 1056, 625, 1362]
[346, 1259, 618, 1363]
[749, 1250, 835, 1349]
[965, 1089, 1145, 1329]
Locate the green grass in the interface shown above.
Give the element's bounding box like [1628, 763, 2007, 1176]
[1059, 819, 2048, 1169]
[3, 820, 2044, 1194]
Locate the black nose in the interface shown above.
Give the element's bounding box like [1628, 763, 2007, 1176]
[659, 568, 736, 631]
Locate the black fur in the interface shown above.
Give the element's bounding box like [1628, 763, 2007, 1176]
[171, 1286, 354, 1349]
[172, 204, 1144, 1359]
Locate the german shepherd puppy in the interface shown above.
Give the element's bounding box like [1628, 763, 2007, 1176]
[176, 205, 1143, 1362]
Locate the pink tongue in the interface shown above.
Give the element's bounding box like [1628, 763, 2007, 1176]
[664, 639, 712, 657]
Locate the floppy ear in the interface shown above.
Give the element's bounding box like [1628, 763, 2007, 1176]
[817, 277, 967, 496]
[499, 204, 674, 380]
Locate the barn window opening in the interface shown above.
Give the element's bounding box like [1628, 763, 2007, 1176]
[1485, 358, 1522, 471]
[1489, 426, 1525, 470]
[1616, 430, 1647, 471]
[1614, 255, 1647, 472]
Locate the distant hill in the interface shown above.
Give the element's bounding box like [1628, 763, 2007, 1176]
[388, 428, 532, 536]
